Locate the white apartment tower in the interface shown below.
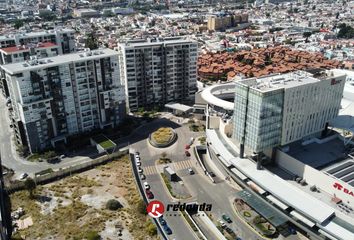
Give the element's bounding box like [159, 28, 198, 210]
[1, 49, 125, 153]
[117, 37, 198, 111]
[0, 28, 76, 96]
[0, 28, 76, 54]
[233, 70, 346, 156]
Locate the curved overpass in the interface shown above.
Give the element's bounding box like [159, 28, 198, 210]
[201, 83, 235, 111]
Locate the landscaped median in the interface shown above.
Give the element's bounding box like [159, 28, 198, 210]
[181, 210, 207, 240]
[149, 127, 177, 148]
[160, 172, 191, 199]
[233, 198, 276, 238]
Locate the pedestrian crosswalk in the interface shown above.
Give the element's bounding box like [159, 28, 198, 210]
[144, 165, 158, 175]
[173, 159, 193, 171]
[142, 159, 194, 175]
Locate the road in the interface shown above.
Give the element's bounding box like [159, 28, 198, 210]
[130, 118, 201, 240]
[128, 116, 269, 240]
[0, 95, 102, 178]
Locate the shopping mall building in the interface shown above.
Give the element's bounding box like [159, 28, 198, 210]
[196, 69, 354, 240]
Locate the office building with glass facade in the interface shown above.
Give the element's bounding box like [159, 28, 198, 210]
[233, 71, 346, 155]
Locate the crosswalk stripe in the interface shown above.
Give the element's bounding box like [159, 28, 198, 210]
[144, 166, 157, 175]
[174, 160, 192, 170]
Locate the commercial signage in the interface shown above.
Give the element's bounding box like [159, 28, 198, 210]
[333, 182, 354, 197]
[146, 200, 212, 218]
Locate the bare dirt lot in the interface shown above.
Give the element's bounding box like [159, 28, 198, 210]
[11, 155, 159, 240]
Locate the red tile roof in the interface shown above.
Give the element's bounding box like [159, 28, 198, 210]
[198, 46, 341, 81]
[0, 42, 57, 54]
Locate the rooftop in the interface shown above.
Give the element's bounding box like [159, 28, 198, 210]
[121, 37, 196, 48]
[237, 71, 320, 92]
[0, 42, 57, 54]
[236, 189, 288, 227]
[1, 48, 117, 75]
[0, 28, 75, 40]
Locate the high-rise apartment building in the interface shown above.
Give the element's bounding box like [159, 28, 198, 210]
[233, 71, 346, 155]
[117, 37, 198, 112]
[1, 49, 125, 153]
[0, 42, 59, 65]
[0, 29, 76, 96]
[0, 28, 76, 54]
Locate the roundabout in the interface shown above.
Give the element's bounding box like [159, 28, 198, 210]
[149, 127, 178, 148]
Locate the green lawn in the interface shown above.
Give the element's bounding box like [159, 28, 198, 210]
[92, 135, 116, 150]
[99, 139, 116, 149]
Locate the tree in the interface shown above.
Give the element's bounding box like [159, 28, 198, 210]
[14, 19, 24, 29]
[337, 23, 354, 39]
[85, 32, 98, 50]
[16, 144, 29, 157]
[106, 199, 123, 210]
[161, 152, 167, 160]
[39, 11, 56, 21]
[303, 32, 312, 38]
[145, 220, 157, 236]
[85, 231, 100, 240]
[24, 178, 36, 199]
[303, 32, 312, 42]
[136, 199, 147, 215]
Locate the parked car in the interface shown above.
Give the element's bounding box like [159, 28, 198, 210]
[185, 144, 190, 150]
[59, 154, 66, 159]
[146, 189, 154, 199]
[159, 217, 166, 226]
[136, 161, 141, 166]
[20, 173, 28, 180]
[143, 182, 150, 190]
[135, 155, 141, 161]
[140, 174, 146, 180]
[47, 157, 61, 164]
[217, 219, 226, 228]
[222, 214, 232, 223]
[135, 151, 140, 155]
[188, 168, 194, 175]
[185, 151, 191, 157]
[163, 225, 172, 235]
[209, 171, 216, 177]
[138, 167, 143, 173]
[225, 227, 233, 234]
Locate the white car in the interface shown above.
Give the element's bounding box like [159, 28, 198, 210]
[144, 182, 150, 190]
[135, 155, 141, 161]
[20, 173, 28, 180]
[138, 167, 143, 173]
[218, 219, 226, 229]
[136, 161, 141, 166]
